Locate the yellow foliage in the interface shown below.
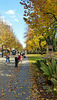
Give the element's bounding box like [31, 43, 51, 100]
[0, 20, 23, 50]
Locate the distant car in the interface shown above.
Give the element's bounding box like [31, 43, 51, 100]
[12, 50, 16, 55]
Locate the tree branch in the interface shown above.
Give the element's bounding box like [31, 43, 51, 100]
[44, 12, 57, 21]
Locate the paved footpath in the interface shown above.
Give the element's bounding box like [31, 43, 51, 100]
[0, 55, 36, 100]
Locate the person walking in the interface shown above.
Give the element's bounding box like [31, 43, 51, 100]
[5, 52, 10, 64]
[18, 53, 22, 63]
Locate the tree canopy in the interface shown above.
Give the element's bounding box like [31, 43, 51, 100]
[20, 0, 57, 51]
[0, 19, 23, 51]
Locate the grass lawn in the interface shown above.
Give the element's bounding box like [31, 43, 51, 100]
[27, 54, 46, 63]
[27, 53, 57, 63]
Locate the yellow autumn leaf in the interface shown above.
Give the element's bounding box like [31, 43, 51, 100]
[20, 86, 23, 89]
[46, 99, 49, 100]
[54, 88, 57, 91]
[2, 93, 5, 96]
[29, 91, 31, 94]
[15, 95, 19, 97]
[18, 93, 20, 95]
[13, 91, 16, 94]
[42, 98, 45, 100]
[15, 82, 18, 85]
[1, 89, 3, 92]
[23, 92, 25, 94]
[26, 97, 30, 99]
[9, 89, 11, 92]
[9, 75, 13, 77]
[1, 99, 4, 100]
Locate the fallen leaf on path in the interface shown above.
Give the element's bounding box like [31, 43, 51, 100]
[1, 89, 3, 92]
[18, 93, 19, 95]
[9, 89, 11, 92]
[9, 75, 13, 77]
[42, 98, 45, 100]
[15, 95, 19, 98]
[22, 92, 25, 94]
[15, 82, 18, 85]
[29, 91, 31, 94]
[20, 86, 23, 89]
[2, 93, 5, 96]
[26, 97, 30, 99]
[13, 91, 16, 94]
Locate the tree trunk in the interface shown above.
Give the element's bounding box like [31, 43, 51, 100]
[39, 40, 43, 55]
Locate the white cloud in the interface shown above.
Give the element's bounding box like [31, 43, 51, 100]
[5, 10, 15, 14]
[14, 18, 19, 22]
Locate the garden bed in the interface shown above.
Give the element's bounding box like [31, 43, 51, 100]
[28, 54, 57, 100]
[30, 63, 57, 100]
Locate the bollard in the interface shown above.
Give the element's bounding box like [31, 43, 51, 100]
[15, 57, 18, 67]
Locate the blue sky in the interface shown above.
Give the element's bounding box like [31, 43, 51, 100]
[0, 0, 27, 48]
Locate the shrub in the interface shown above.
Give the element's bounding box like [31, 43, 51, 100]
[36, 59, 46, 70]
[40, 59, 57, 87]
[36, 59, 57, 87]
